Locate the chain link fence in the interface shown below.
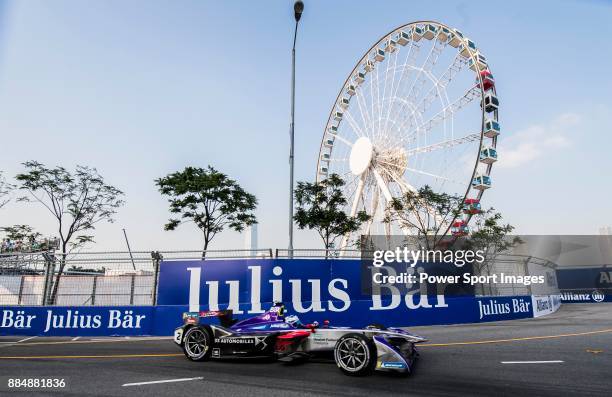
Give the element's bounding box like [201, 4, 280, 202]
[0, 249, 557, 306]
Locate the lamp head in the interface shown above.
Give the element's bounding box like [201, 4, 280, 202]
[294, 1, 304, 22]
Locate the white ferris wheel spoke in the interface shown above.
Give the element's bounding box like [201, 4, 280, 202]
[389, 38, 446, 140]
[364, 187, 380, 235]
[333, 133, 354, 147]
[384, 42, 421, 133]
[401, 85, 481, 142]
[406, 133, 480, 156]
[404, 167, 464, 185]
[344, 109, 367, 138]
[414, 52, 466, 117]
[372, 168, 411, 236]
[354, 84, 373, 138]
[339, 175, 367, 251]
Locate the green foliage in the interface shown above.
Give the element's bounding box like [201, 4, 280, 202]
[155, 166, 257, 256]
[15, 161, 124, 304]
[464, 207, 522, 258]
[294, 174, 370, 251]
[0, 171, 14, 210]
[1, 225, 42, 242]
[385, 185, 462, 247]
[16, 161, 124, 252]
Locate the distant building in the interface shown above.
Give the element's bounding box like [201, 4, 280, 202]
[245, 224, 258, 257]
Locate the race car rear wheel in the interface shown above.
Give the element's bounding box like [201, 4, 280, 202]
[182, 326, 212, 361]
[334, 333, 376, 376]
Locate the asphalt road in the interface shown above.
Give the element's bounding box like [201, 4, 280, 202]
[0, 303, 610, 397]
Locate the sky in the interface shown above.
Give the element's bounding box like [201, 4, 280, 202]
[0, 0, 611, 252]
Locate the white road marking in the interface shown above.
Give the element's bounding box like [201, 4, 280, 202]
[501, 360, 564, 364]
[17, 336, 37, 343]
[89, 337, 170, 342]
[72, 337, 80, 341]
[122, 377, 204, 387]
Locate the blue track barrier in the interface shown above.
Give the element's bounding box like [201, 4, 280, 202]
[0, 259, 562, 336]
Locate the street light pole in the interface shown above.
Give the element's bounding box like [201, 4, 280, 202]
[289, 1, 304, 257]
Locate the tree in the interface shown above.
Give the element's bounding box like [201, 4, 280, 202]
[16, 161, 124, 303]
[156, 166, 257, 258]
[1, 225, 43, 252]
[294, 174, 370, 255]
[464, 207, 522, 295]
[1, 225, 41, 242]
[0, 171, 14, 210]
[0, 225, 58, 252]
[384, 185, 463, 249]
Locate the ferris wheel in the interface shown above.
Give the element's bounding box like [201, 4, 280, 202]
[316, 21, 499, 249]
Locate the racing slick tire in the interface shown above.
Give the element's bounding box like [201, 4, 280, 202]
[333, 333, 376, 376]
[182, 326, 213, 362]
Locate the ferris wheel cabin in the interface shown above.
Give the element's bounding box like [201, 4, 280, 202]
[451, 220, 470, 237]
[412, 26, 424, 41]
[338, 97, 350, 109]
[354, 72, 365, 85]
[397, 30, 410, 46]
[319, 165, 329, 176]
[472, 175, 492, 190]
[449, 29, 464, 47]
[364, 59, 375, 72]
[346, 84, 356, 97]
[437, 27, 451, 42]
[469, 52, 488, 72]
[324, 138, 334, 148]
[384, 38, 398, 53]
[333, 111, 343, 122]
[459, 38, 477, 58]
[423, 24, 438, 40]
[374, 48, 385, 62]
[480, 70, 495, 91]
[480, 147, 498, 164]
[484, 119, 500, 138]
[463, 199, 482, 214]
[482, 92, 499, 113]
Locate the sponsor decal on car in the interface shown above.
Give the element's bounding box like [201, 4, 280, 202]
[270, 323, 290, 329]
[215, 337, 256, 344]
[381, 362, 406, 369]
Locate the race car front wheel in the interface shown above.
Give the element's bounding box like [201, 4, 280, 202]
[334, 333, 376, 376]
[182, 326, 212, 361]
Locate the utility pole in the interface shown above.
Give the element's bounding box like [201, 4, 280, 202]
[288, 0, 304, 257]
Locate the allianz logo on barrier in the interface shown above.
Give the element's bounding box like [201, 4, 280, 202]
[477, 298, 531, 320]
[186, 265, 449, 314]
[560, 290, 605, 303]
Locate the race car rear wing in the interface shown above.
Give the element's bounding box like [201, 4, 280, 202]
[182, 310, 236, 328]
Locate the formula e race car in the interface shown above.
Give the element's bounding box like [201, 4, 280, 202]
[173, 303, 426, 376]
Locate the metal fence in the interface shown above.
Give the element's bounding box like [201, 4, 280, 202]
[0, 249, 558, 306]
[473, 254, 558, 297]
